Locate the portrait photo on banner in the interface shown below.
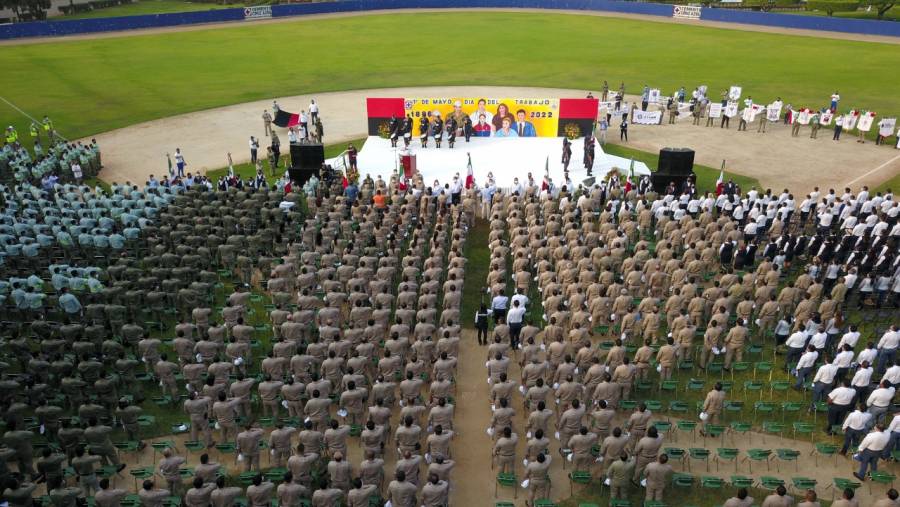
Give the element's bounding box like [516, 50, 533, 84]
[403, 98, 560, 138]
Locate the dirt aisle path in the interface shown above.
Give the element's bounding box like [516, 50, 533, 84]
[92, 85, 899, 193]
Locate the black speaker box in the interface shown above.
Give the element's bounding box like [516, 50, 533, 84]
[290, 143, 325, 171]
[657, 147, 695, 176]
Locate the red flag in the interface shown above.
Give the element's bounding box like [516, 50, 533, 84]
[715, 169, 724, 196]
[465, 153, 474, 189]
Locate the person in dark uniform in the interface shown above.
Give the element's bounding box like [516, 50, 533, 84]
[562, 137, 572, 173]
[388, 115, 399, 148]
[419, 115, 429, 148]
[446, 118, 457, 149]
[583, 134, 595, 176]
[402, 115, 413, 147]
[347, 144, 358, 171]
[463, 116, 473, 142]
[620, 114, 629, 142]
[432, 115, 444, 149]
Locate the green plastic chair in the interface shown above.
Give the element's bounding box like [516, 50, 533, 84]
[495, 503, 515, 507]
[730, 475, 754, 489]
[775, 448, 800, 472]
[753, 401, 776, 422]
[870, 471, 896, 493]
[668, 400, 689, 417]
[770, 380, 791, 398]
[184, 441, 205, 453]
[702, 424, 726, 443]
[686, 378, 705, 392]
[791, 477, 817, 494]
[533, 500, 557, 507]
[781, 401, 802, 422]
[653, 421, 672, 434]
[643, 502, 666, 507]
[759, 476, 785, 491]
[568, 470, 591, 495]
[238, 471, 256, 486]
[700, 476, 724, 489]
[264, 468, 288, 483]
[812, 442, 838, 466]
[687, 448, 710, 472]
[609, 501, 630, 507]
[730, 361, 750, 380]
[664, 447, 686, 464]
[659, 380, 678, 396]
[791, 421, 814, 441]
[744, 449, 772, 473]
[762, 421, 785, 443]
[724, 400, 744, 419]
[743, 380, 764, 399]
[645, 400, 663, 412]
[830, 477, 861, 501]
[129, 467, 154, 491]
[705, 362, 724, 377]
[753, 361, 773, 379]
[495, 472, 517, 498]
[672, 473, 694, 487]
[635, 379, 654, 393]
[715, 447, 740, 472]
[620, 400, 638, 411]
[729, 422, 752, 444]
[675, 420, 696, 442]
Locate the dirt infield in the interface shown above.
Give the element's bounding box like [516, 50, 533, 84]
[4, 8, 899, 47]
[91, 85, 900, 192]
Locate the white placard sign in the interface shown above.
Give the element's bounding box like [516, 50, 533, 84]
[857, 113, 875, 132]
[843, 113, 858, 130]
[708, 103, 723, 118]
[724, 103, 739, 118]
[632, 110, 663, 125]
[820, 112, 833, 126]
[766, 103, 782, 122]
[878, 118, 896, 137]
[673, 5, 702, 18]
[797, 110, 811, 125]
[648, 89, 661, 104]
[729, 86, 742, 101]
[244, 5, 272, 19]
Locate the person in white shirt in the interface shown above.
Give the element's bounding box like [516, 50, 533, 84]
[884, 414, 900, 460]
[884, 362, 900, 388]
[828, 379, 857, 434]
[784, 331, 807, 370]
[877, 325, 900, 374]
[851, 360, 874, 402]
[866, 381, 896, 427]
[854, 423, 889, 481]
[309, 99, 319, 122]
[794, 345, 819, 389]
[812, 358, 838, 405]
[833, 344, 855, 381]
[857, 342, 878, 369]
[841, 402, 872, 455]
[808, 328, 827, 351]
[506, 299, 526, 350]
[511, 288, 529, 311]
[838, 326, 861, 350]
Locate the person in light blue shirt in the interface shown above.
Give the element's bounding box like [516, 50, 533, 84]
[58, 287, 82, 316]
[87, 275, 104, 294]
[493, 118, 519, 138]
[24, 287, 45, 312]
[22, 242, 39, 258]
[51, 268, 69, 291]
[56, 230, 73, 247]
[26, 275, 43, 291]
[92, 232, 109, 249]
[11, 283, 27, 309]
[109, 233, 125, 250]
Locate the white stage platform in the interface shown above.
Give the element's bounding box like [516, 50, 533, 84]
[329, 136, 651, 190]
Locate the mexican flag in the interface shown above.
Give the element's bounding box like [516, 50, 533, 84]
[715, 161, 725, 196]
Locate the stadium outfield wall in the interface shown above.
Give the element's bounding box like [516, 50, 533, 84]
[2, 0, 899, 40]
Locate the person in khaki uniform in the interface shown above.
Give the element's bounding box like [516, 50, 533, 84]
[872, 488, 900, 507]
[184, 392, 213, 447]
[567, 426, 598, 471]
[159, 448, 187, 497]
[268, 423, 297, 468]
[761, 485, 794, 507]
[94, 478, 128, 507]
[724, 319, 748, 369]
[702, 382, 726, 426]
[656, 337, 677, 380]
[492, 426, 518, 473]
[606, 454, 636, 500]
[346, 478, 378, 507]
[246, 474, 275, 507]
[387, 470, 417, 507]
[237, 425, 265, 472]
[524, 453, 551, 505]
[185, 477, 216, 507]
[139, 480, 170, 507]
[723, 488, 755, 507]
[643, 453, 672, 501]
[632, 426, 663, 481]
[700, 320, 723, 368]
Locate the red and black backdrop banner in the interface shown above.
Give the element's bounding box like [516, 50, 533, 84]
[557, 98, 600, 137]
[366, 98, 406, 136]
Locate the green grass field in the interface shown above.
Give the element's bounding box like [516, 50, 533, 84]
[58, 0, 240, 20]
[1, 11, 898, 143]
